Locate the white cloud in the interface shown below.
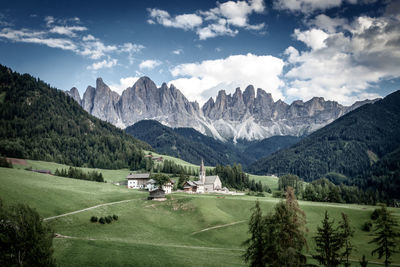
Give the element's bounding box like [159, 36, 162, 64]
[0, 16, 144, 67]
[293, 28, 329, 50]
[109, 76, 140, 94]
[87, 58, 118, 70]
[139, 59, 162, 70]
[147, 8, 203, 30]
[169, 53, 285, 104]
[49, 25, 87, 37]
[0, 28, 78, 51]
[273, 0, 377, 14]
[172, 49, 183, 55]
[284, 14, 400, 105]
[147, 0, 266, 40]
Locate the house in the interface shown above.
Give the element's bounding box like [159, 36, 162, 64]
[183, 180, 204, 193]
[146, 178, 175, 194]
[32, 169, 51, 174]
[148, 188, 166, 201]
[126, 173, 150, 189]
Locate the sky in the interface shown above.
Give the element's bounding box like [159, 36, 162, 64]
[0, 0, 399, 106]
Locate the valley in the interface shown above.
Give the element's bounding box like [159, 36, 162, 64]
[1, 164, 399, 266]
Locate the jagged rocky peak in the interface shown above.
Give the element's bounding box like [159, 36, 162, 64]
[65, 87, 81, 105]
[243, 85, 255, 106]
[79, 76, 378, 141]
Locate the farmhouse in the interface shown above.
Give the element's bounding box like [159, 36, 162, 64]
[146, 178, 175, 194]
[183, 160, 222, 193]
[127, 173, 150, 189]
[148, 188, 166, 201]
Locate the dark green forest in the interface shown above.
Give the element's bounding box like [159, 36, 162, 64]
[0, 65, 150, 169]
[126, 119, 300, 166]
[249, 90, 400, 203]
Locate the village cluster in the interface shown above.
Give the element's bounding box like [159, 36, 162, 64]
[126, 160, 234, 200]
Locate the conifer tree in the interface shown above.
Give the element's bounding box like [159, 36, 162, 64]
[369, 205, 400, 267]
[338, 212, 354, 267]
[313, 211, 342, 267]
[243, 200, 265, 267]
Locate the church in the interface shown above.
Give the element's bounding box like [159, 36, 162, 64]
[183, 160, 222, 193]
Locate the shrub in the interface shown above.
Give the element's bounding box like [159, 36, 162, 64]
[112, 214, 119, 221]
[99, 217, 105, 224]
[256, 192, 265, 197]
[90, 216, 98, 223]
[105, 216, 112, 224]
[362, 221, 372, 231]
[272, 191, 284, 198]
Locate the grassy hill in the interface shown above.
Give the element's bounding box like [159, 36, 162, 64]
[1, 165, 399, 266]
[0, 65, 149, 169]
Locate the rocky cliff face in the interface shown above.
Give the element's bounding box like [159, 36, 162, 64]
[65, 87, 81, 105]
[69, 76, 378, 141]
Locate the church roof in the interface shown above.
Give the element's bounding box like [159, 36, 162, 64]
[204, 176, 219, 184]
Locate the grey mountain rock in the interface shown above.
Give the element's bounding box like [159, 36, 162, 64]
[65, 87, 81, 105]
[71, 76, 378, 141]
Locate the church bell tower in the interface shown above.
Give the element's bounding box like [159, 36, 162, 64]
[199, 159, 206, 183]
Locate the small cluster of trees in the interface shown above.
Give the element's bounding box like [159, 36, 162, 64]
[55, 167, 104, 182]
[90, 214, 118, 224]
[0, 156, 12, 168]
[0, 199, 55, 266]
[244, 189, 400, 267]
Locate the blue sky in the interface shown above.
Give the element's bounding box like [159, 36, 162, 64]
[0, 0, 399, 105]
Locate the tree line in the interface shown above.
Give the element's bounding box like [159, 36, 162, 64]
[277, 174, 399, 206]
[244, 188, 400, 267]
[55, 167, 104, 182]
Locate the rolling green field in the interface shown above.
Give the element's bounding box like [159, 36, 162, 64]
[1, 165, 399, 266]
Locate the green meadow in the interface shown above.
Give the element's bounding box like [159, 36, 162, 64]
[1, 164, 399, 266]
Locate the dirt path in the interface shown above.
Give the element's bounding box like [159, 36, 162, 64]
[191, 220, 247, 235]
[44, 199, 137, 221]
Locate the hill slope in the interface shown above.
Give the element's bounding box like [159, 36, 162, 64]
[248, 90, 400, 183]
[0, 65, 149, 169]
[126, 120, 301, 166]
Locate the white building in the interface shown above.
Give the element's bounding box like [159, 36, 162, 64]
[145, 178, 174, 194]
[127, 173, 150, 189]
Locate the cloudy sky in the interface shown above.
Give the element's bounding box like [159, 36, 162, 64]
[0, 0, 399, 105]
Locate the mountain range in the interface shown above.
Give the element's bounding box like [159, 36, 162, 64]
[67, 77, 377, 142]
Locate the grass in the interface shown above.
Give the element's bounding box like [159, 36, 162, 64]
[248, 174, 279, 191]
[2, 164, 400, 266]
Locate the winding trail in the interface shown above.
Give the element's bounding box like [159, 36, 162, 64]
[44, 199, 136, 221]
[191, 220, 247, 235]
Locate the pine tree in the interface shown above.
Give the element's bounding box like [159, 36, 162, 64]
[313, 210, 342, 267]
[369, 205, 400, 267]
[243, 200, 265, 267]
[338, 212, 354, 267]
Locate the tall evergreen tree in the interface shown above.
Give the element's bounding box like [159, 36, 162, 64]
[243, 200, 265, 267]
[313, 211, 342, 267]
[338, 212, 354, 267]
[369, 205, 400, 267]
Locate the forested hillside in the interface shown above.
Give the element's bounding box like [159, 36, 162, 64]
[126, 120, 301, 166]
[248, 90, 400, 201]
[0, 65, 150, 169]
[125, 120, 246, 166]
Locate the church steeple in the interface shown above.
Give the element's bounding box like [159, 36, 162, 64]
[199, 159, 206, 183]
